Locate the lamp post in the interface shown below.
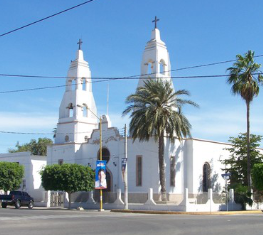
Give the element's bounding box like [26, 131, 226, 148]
[88, 108, 103, 211]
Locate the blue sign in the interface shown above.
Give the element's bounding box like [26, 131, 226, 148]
[95, 160, 107, 189]
[221, 173, 231, 179]
[121, 158, 127, 182]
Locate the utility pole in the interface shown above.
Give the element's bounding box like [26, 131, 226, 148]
[124, 124, 128, 210]
[88, 107, 104, 212]
[99, 117, 104, 211]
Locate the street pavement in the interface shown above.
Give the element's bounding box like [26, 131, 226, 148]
[0, 207, 263, 235]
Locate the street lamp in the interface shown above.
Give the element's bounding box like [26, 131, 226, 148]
[88, 108, 103, 211]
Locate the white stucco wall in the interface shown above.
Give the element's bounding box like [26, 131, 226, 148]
[0, 152, 46, 201]
[189, 139, 231, 194]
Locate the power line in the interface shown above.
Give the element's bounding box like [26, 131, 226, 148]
[0, 0, 96, 38]
[0, 129, 124, 136]
[0, 131, 53, 135]
[1, 53, 263, 94]
[1, 54, 263, 80]
[175, 54, 263, 71]
[2, 72, 263, 94]
[0, 57, 257, 79]
[0, 74, 230, 94]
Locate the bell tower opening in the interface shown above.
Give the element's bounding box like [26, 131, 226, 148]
[160, 59, 166, 75]
[147, 61, 153, 74]
[68, 103, 74, 117]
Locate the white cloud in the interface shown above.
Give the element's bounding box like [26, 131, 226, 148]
[0, 112, 57, 131]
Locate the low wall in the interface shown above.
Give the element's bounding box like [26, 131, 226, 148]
[62, 188, 243, 212]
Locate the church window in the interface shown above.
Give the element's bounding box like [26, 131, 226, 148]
[83, 104, 88, 117]
[82, 78, 87, 91]
[136, 155, 142, 186]
[68, 103, 73, 117]
[58, 159, 64, 165]
[170, 156, 176, 187]
[97, 148, 110, 163]
[65, 135, 69, 142]
[203, 162, 211, 192]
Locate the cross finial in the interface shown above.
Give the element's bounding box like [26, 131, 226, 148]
[152, 16, 159, 29]
[77, 39, 83, 50]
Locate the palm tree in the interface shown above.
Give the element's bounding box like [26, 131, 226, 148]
[122, 79, 198, 201]
[227, 50, 263, 191]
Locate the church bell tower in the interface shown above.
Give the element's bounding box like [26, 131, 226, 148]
[55, 40, 98, 144]
[137, 17, 174, 89]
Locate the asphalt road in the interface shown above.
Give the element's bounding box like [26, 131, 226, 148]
[0, 207, 263, 235]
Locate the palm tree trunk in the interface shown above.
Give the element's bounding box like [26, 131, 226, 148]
[246, 100, 251, 192]
[158, 131, 167, 201]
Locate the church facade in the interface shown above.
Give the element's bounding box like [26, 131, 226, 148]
[47, 25, 232, 203]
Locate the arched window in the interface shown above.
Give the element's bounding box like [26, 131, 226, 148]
[83, 104, 88, 117]
[67, 80, 72, 91]
[72, 79, 76, 90]
[65, 135, 69, 142]
[148, 61, 153, 74]
[160, 60, 166, 75]
[82, 78, 86, 91]
[97, 148, 110, 163]
[68, 103, 73, 117]
[203, 162, 211, 192]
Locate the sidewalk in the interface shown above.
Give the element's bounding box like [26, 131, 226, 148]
[111, 209, 263, 215]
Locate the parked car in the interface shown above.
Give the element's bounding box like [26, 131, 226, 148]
[0, 191, 34, 209]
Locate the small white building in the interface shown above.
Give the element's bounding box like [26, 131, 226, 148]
[0, 152, 46, 205]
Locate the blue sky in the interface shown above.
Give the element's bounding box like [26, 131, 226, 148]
[0, 0, 263, 153]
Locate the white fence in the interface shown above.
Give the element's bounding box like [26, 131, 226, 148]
[60, 188, 246, 212]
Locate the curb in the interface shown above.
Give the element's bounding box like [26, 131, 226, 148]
[111, 209, 263, 215]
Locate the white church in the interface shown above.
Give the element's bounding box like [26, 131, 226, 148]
[1, 21, 255, 211]
[47, 23, 231, 204]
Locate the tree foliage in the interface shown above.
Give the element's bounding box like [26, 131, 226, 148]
[252, 164, 263, 191]
[40, 164, 95, 209]
[0, 162, 24, 192]
[221, 133, 263, 208]
[8, 138, 53, 156]
[123, 79, 198, 201]
[227, 50, 263, 190]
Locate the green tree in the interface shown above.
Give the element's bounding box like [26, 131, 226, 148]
[227, 50, 263, 190]
[8, 138, 53, 156]
[0, 162, 24, 192]
[221, 133, 263, 209]
[122, 79, 198, 201]
[40, 164, 95, 209]
[252, 163, 263, 191]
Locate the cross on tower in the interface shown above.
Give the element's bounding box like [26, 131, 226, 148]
[77, 39, 83, 50]
[152, 16, 159, 29]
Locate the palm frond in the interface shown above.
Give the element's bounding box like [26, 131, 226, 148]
[123, 78, 198, 143]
